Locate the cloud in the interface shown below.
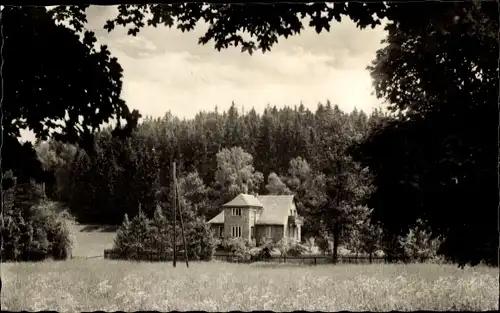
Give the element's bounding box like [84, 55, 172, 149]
[85, 6, 387, 118]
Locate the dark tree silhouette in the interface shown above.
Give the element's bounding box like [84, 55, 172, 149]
[353, 0, 498, 267]
[54, 2, 478, 54]
[1, 6, 139, 183]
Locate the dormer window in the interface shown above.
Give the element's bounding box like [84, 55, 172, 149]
[232, 208, 242, 216]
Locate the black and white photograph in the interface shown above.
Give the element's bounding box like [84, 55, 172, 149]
[1, 1, 498, 311]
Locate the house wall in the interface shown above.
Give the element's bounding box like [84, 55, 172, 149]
[256, 225, 284, 243]
[284, 201, 301, 242]
[223, 207, 252, 240]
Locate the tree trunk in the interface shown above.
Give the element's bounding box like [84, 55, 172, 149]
[369, 251, 373, 264]
[332, 223, 340, 264]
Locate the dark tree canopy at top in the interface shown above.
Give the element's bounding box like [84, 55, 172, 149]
[1, 6, 140, 183]
[2, 7, 133, 148]
[52, 2, 472, 54]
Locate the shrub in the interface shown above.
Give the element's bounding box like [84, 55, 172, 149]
[32, 201, 76, 260]
[2, 188, 75, 261]
[338, 246, 352, 257]
[219, 238, 254, 262]
[249, 246, 273, 262]
[315, 233, 333, 254]
[184, 216, 218, 261]
[398, 219, 442, 261]
[276, 237, 292, 256]
[2, 171, 76, 262]
[304, 237, 321, 254]
[112, 205, 217, 261]
[287, 242, 308, 256]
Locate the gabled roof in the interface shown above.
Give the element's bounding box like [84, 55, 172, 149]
[222, 194, 263, 208]
[207, 211, 224, 224]
[207, 194, 295, 226]
[255, 195, 294, 225]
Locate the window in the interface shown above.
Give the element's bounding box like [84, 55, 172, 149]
[251, 226, 255, 239]
[232, 208, 242, 216]
[232, 226, 242, 238]
[219, 226, 224, 237]
[266, 226, 272, 238]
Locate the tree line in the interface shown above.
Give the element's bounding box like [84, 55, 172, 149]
[35, 103, 387, 259]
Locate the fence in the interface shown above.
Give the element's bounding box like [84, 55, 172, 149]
[212, 254, 391, 265]
[103, 249, 417, 264]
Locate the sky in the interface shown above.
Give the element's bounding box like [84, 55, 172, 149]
[21, 5, 387, 142]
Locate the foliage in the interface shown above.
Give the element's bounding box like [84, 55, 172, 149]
[1, 174, 75, 261]
[275, 237, 292, 256]
[354, 0, 498, 267]
[177, 171, 210, 217]
[212, 146, 264, 205]
[112, 205, 216, 261]
[315, 232, 334, 255]
[303, 237, 321, 255]
[2, 6, 141, 190]
[265, 172, 292, 195]
[112, 214, 133, 258]
[35, 140, 78, 202]
[55, 3, 390, 54]
[69, 136, 161, 224]
[52, 103, 374, 232]
[183, 217, 218, 261]
[275, 237, 307, 257]
[344, 206, 383, 258]
[360, 222, 384, 259]
[286, 242, 308, 257]
[282, 157, 326, 236]
[398, 220, 442, 262]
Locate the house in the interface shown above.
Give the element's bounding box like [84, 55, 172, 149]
[207, 193, 303, 243]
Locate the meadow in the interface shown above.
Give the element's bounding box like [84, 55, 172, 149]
[2, 225, 498, 311]
[69, 224, 118, 259]
[2, 259, 498, 311]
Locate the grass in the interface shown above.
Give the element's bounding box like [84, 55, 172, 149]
[2, 260, 498, 311]
[70, 224, 117, 258]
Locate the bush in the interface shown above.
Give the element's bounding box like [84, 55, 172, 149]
[1, 179, 75, 262]
[251, 246, 272, 262]
[112, 205, 217, 261]
[304, 237, 321, 255]
[287, 242, 308, 256]
[220, 237, 253, 252]
[34, 201, 76, 260]
[219, 238, 255, 262]
[274, 237, 308, 257]
[315, 233, 333, 254]
[338, 246, 352, 257]
[184, 217, 218, 261]
[398, 220, 442, 261]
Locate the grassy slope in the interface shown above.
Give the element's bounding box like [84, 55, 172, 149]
[2, 260, 498, 311]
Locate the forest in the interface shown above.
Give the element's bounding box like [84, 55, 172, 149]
[32, 103, 386, 256]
